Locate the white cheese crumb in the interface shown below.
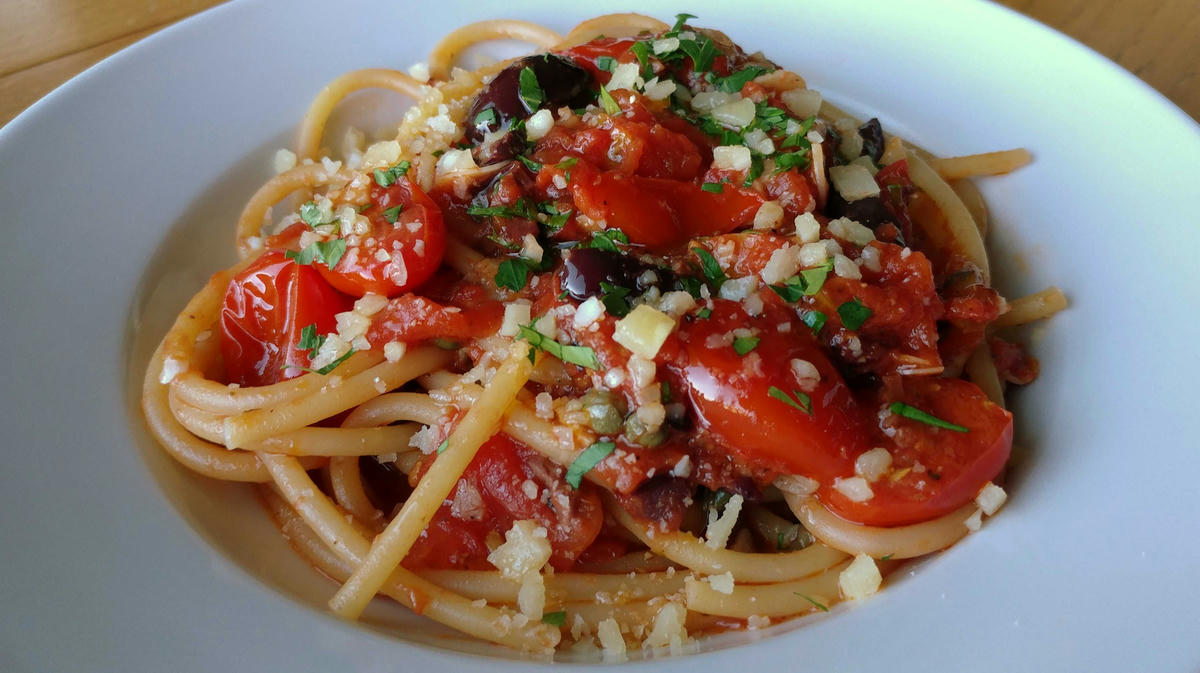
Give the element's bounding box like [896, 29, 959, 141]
[717, 275, 758, 301]
[780, 88, 822, 119]
[273, 148, 297, 173]
[828, 217, 876, 246]
[436, 148, 477, 174]
[965, 508, 984, 532]
[159, 357, 186, 384]
[642, 77, 677, 101]
[607, 62, 643, 92]
[671, 454, 693, 478]
[753, 200, 784, 230]
[976, 482, 1007, 516]
[746, 615, 771, 630]
[572, 296, 605, 328]
[705, 493, 744, 549]
[794, 212, 821, 243]
[488, 520, 551, 580]
[644, 602, 688, 653]
[832, 254, 862, 279]
[407, 62, 431, 82]
[363, 140, 401, 166]
[535, 392, 554, 420]
[517, 573, 545, 618]
[353, 293, 387, 316]
[596, 617, 627, 662]
[707, 571, 735, 594]
[520, 233, 544, 263]
[760, 244, 800, 284]
[839, 553, 882, 600]
[656, 290, 697, 318]
[383, 341, 406, 363]
[833, 476, 874, 502]
[797, 241, 829, 267]
[773, 474, 819, 497]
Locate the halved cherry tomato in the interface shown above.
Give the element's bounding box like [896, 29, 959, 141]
[316, 177, 446, 297]
[822, 378, 1013, 526]
[364, 294, 504, 346]
[405, 434, 604, 570]
[219, 251, 354, 387]
[679, 299, 1012, 527]
[680, 299, 870, 479]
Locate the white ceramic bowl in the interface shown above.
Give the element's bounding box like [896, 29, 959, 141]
[2, 1, 1198, 671]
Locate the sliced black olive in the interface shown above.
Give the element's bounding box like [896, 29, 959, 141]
[465, 54, 595, 144]
[858, 117, 884, 163]
[825, 189, 896, 231]
[561, 248, 679, 301]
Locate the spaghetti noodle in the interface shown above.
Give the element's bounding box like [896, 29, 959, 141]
[141, 12, 1065, 660]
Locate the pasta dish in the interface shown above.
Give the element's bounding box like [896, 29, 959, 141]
[141, 12, 1066, 660]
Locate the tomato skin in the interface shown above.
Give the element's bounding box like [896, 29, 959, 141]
[405, 434, 604, 570]
[316, 177, 446, 298]
[680, 300, 871, 478]
[571, 172, 762, 249]
[364, 294, 504, 346]
[219, 251, 354, 387]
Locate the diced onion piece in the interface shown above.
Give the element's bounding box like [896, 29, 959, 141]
[608, 62, 642, 91]
[642, 77, 677, 101]
[652, 37, 680, 54]
[976, 482, 1007, 516]
[273, 148, 297, 173]
[753, 200, 784, 230]
[780, 88, 822, 119]
[829, 164, 881, 201]
[691, 91, 734, 112]
[828, 217, 876, 246]
[794, 212, 820, 243]
[838, 553, 882, 600]
[436, 148, 477, 174]
[363, 140, 401, 167]
[613, 304, 675, 359]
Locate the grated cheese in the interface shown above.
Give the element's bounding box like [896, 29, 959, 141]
[487, 520, 551, 580]
[525, 109, 554, 141]
[706, 571, 735, 594]
[753, 200, 784, 230]
[838, 553, 882, 600]
[499, 300, 532, 337]
[976, 482, 1007, 515]
[597, 618, 627, 662]
[854, 448, 893, 482]
[794, 212, 821, 243]
[613, 304, 675, 359]
[704, 493, 744, 549]
[833, 476, 874, 502]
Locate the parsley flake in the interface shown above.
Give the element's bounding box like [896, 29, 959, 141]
[800, 309, 827, 333]
[517, 155, 543, 173]
[599, 281, 633, 317]
[566, 440, 616, 488]
[541, 610, 567, 627]
[596, 56, 616, 72]
[889, 402, 969, 433]
[382, 205, 403, 223]
[733, 335, 760, 356]
[584, 229, 630, 252]
[517, 323, 601, 370]
[494, 258, 533, 292]
[286, 238, 347, 269]
[837, 298, 873, 331]
[701, 181, 725, 193]
[518, 67, 544, 111]
[598, 85, 621, 115]
[691, 247, 726, 291]
[436, 438, 450, 454]
[794, 592, 829, 612]
[768, 386, 813, 415]
[372, 160, 411, 188]
[299, 201, 327, 228]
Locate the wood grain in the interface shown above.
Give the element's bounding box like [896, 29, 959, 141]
[0, 0, 1196, 129]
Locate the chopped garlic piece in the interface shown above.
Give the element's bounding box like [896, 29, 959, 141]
[705, 493, 744, 549]
[487, 520, 551, 580]
[839, 553, 882, 599]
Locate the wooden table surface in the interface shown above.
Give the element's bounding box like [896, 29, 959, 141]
[1, 0, 1197, 128]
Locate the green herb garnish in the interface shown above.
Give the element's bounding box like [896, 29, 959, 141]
[794, 592, 829, 612]
[566, 441, 616, 488]
[837, 298, 872, 331]
[889, 402, 968, 433]
[598, 84, 621, 114]
[494, 258, 533, 292]
[518, 67, 544, 110]
[732, 335, 760, 356]
[768, 386, 813, 415]
[691, 247, 726, 291]
[541, 610, 567, 627]
[286, 238, 347, 269]
[518, 323, 601, 370]
[382, 205, 403, 223]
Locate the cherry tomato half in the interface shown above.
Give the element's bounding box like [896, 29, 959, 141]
[316, 177, 446, 298]
[219, 250, 354, 387]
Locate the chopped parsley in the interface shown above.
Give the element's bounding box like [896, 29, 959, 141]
[382, 205, 403, 223]
[537, 202, 572, 233]
[691, 247, 726, 291]
[880, 554, 894, 561]
[709, 65, 770, 93]
[299, 201, 329, 228]
[768, 386, 813, 415]
[742, 153, 765, 187]
[694, 307, 712, 319]
[628, 40, 653, 78]
[473, 107, 497, 128]
[837, 298, 873, 331]
[889, 402, 969, 433]
[436, 438, 450, 454]
[517, 155, 543, 172]
[670, 12, 697, 32]
[584, 229, 630, 252]
[467, 198, 536, 220]
[541, 610, 567, 627]
[769, 260, 833, 301]
[297, 323, 325, 360]
[518, 323, 601, 370]
[794, 592, 829, 612]
[596, 55, 616, 72]
[286, 347, 356, 376]
[518, 66, 544, 110]
[700, 181, 725, 193]
[599, 281, 633, 317]
[494, 258, 533, 292]
[800, 309, 827, 333]
[372, 160, 411, 187]
[598, 84, 621, 115]
[774, 149, 811, 173]
[678, 32, 717, 72]
[555, 156, 579, 181]
[732, 335, 760, 356]
[286, 238, 347, 269]
[566, 440, 616, 488]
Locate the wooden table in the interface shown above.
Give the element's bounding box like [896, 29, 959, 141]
[1, 0, 1196, 127]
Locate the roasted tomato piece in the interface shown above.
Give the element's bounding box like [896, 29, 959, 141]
[316, 177, 446, 298]
[219, 251, 354, 387]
